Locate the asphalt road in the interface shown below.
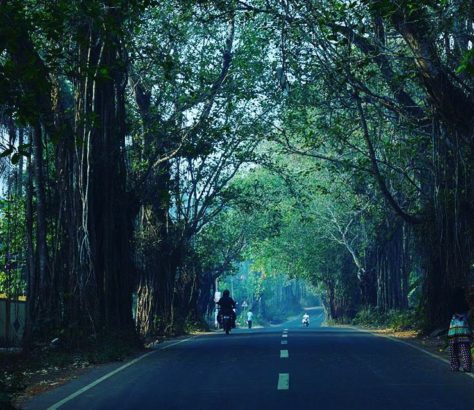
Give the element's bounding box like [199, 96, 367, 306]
[24, 307, 474, 410]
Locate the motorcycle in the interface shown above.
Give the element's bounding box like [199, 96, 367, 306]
[302, 317, 309, 327]
[222, 315, 232, 334]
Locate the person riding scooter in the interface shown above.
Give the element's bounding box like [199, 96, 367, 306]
[302, 312, 310, 327]
[217, 289, 237, 329]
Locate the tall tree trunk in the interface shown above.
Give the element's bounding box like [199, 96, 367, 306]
[136, 237, 180, 336]
[24, 134, 36, 348]
[31, 124, 50, 335]
[375, 221, 410, 312]
[63, 9, 137, 341]
[134, 80, 178, 337]
[417, 118, 474, 329]
[87, 34, 135, 336]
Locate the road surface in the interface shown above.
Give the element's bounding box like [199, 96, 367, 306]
[24, 307, 474, 410]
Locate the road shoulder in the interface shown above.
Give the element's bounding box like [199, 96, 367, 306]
[347, 324, 474, 380]
[14, 332, 210, 409]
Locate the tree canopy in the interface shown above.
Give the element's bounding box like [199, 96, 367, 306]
[1, 0, 473, 347]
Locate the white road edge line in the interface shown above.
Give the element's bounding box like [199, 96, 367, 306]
[47, 337, 194, 410]
[356, 327, 474, 380]
[277, 373, 289, 390]
[161, 337, 194, 350]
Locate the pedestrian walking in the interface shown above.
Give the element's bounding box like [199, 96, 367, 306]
[247, 310, 253, 329]
[448, 288, 472, 372]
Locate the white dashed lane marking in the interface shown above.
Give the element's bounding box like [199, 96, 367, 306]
[277, 373, 290, 390]
[278, 330, 290, 390]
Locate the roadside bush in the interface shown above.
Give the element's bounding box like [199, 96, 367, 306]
[183, 317, 209, 334]
[83, 333, 140, 364]
[353, 307, 418, 330]
[326, 315, 352, 326]
[352, 306, 387, 327]
[386, 310, 418, 331]
[0, 366, 21, 410]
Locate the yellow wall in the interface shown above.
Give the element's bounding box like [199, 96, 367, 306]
[0, 294, 27, 302]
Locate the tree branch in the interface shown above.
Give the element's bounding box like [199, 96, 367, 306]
[355, 94, 422, 225]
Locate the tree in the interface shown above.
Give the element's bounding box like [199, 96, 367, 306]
[236, 0, 474, 329]
[130, 1, 277, 336]
[0, 0, 148, 345]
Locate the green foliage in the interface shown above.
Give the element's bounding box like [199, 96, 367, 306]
[353, 307, 387, 327]
[0, 196, 27, 296]
[183, 317, 209, 334]
[195, 209, 246, 275]
[230, 162, 375, 320]
[0, 0, 471, 347]
[387, 310, 419, 331]
[456, 49, 474, 76]
[84, 336, 137, 364]
[353, 307, 419, 331]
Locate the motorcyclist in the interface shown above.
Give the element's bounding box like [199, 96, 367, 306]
[302, 312, 310, 326]
[217, 289, 236, 328]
